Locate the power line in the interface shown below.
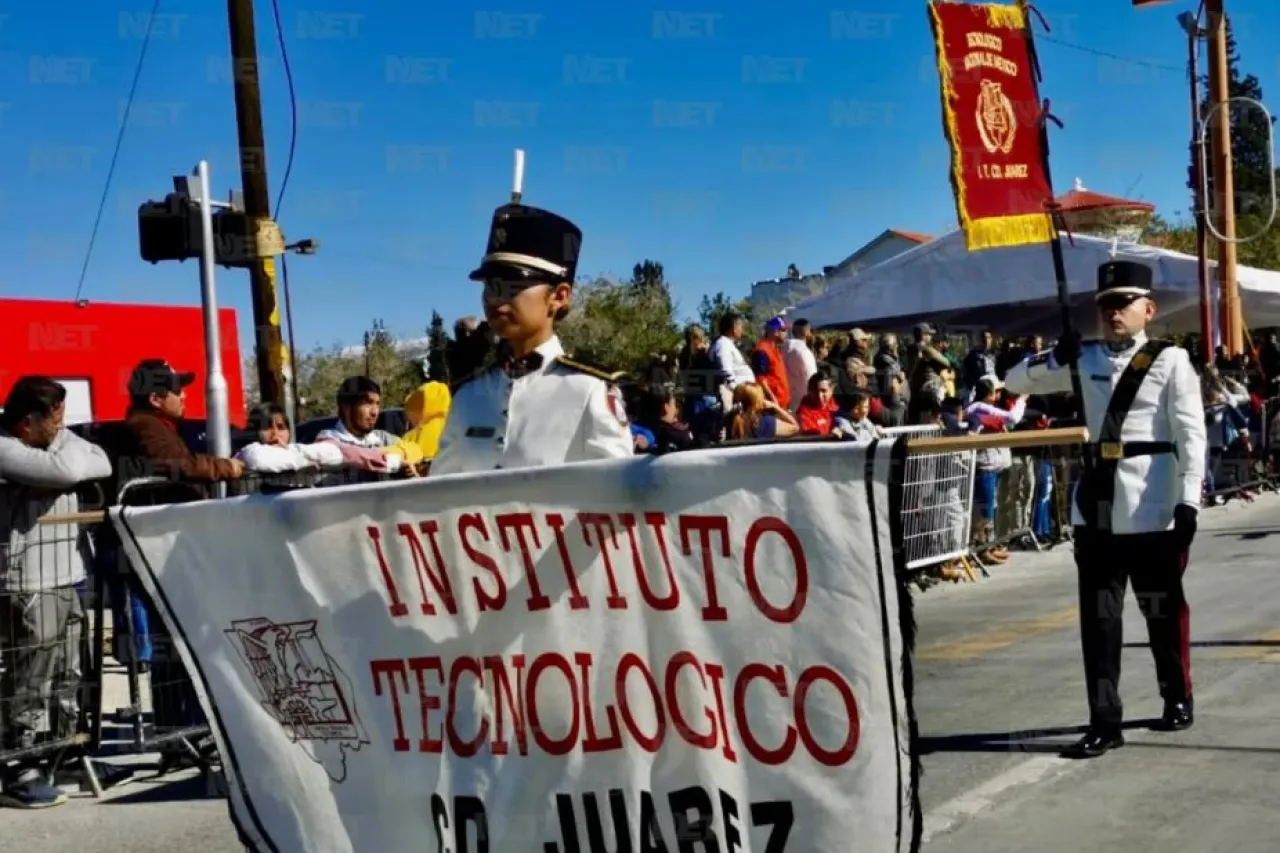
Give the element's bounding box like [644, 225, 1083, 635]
[268, 0, 299, 217]
[1038, 34, 1185, 74]
[73, 0, 162, 301]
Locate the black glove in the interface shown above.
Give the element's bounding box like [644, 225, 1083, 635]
[1173, 504, 1198, 550]
[1052, 330, 1083, 366]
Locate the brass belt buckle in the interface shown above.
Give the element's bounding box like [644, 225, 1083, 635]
[1099, 442, 1123, 460]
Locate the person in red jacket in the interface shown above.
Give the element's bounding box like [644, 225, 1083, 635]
[796, 373, 842, 437]
[751, 317, 791, 409]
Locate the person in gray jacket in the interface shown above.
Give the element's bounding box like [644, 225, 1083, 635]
[0, 376, 133, 808]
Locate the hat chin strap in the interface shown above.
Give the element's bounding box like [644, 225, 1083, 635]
[481, 252, 567, 279]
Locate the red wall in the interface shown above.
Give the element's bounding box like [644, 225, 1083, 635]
[0, 298, 247, 425]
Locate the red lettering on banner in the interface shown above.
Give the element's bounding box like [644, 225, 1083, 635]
[678, 515, 731, 621]
[703, 662, 738, 762]
[795, 665, 860, 766]
[494, 512, 548, 610]
[459, 513, 506, 612]
[367, 526, 409, 618]
[575, 652, 623, 752]
[579, 513, 627, 610]
[665, 651, 717, 750]
[407, 656, 444, 753]
[526, 653, 580, 756]
[397, 522, 458, 616]
[446, 657, 489, 757]
[483, 654, 528, 756]
[369, 658, 411, 751]
[743, 517, 809, 624]
[733, 663, 796, 765]
[546, 513, 589, 610]
[368, 650, 858, 767]
[616, 652, 665, 752]
[623, 512, 679, 611]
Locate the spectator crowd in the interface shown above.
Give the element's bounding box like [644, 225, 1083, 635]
[2, 316, 1280, 808]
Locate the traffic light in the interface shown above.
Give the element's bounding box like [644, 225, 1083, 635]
[138, 191, 285, 267]
[138, 195, 200, 264]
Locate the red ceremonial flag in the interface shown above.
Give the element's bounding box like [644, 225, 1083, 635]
[928, 1, 1055, 251]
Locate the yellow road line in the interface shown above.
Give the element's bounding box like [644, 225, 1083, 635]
[1207, 627, 1280, 662]
[917, 606, 1079, 661]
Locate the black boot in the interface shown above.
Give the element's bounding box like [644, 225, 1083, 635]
[1154, 697, 1194, 732]
[1060, 728, 1125, 759]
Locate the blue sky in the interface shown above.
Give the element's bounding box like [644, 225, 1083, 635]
[1, 0, 1278, 353]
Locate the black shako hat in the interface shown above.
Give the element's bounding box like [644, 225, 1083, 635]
[468, 203, 582, 284]
[1096, 260, 1154, 302]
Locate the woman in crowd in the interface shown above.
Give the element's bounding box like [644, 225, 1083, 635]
[676, 323, 720, 444]
[641, 384, 697, 453]
[236, 403, 404, 476]
[726, 382, 799, 441]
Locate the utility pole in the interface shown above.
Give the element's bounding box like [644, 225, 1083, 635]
[1204, 0, 1243, 356]
[227, 0, 288, 406]
[1181, 14, 1213, 367]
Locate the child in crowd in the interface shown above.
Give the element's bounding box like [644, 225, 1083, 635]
[842, 390, 882, 442]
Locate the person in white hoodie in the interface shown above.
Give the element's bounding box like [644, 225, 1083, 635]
[236, 403, 345, 473]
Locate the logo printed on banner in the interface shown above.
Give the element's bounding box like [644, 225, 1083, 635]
[975, 80, 1015, 154]
[225, 617, 368, 782]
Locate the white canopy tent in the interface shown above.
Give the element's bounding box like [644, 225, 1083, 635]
[793, 230, 1280, 337]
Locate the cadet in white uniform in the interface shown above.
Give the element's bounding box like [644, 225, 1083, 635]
[1005, 260, 1206, 759]
[430, 202, 633, 476]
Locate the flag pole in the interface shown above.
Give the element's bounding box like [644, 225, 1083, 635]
[1018, 2, 1089, 429]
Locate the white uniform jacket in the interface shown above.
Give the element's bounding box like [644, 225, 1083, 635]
[430, 336, 634, 477]
[1003, 333, 1207, 534]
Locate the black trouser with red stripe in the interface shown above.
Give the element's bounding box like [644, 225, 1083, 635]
[1072, 527, 1192, 733]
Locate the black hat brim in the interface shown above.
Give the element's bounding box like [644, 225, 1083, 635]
[1094, 288, 1151, 302]
[468, 260, 565, 284]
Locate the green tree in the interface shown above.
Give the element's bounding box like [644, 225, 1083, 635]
[293, 345, 364, 419]
[363, 319, 425, 407]
[425, 311, 451, 383]
[559, 276, 681, 376]
[631, 260, 665, 290]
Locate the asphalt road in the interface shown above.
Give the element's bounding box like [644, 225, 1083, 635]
[3, 495, 1277, 853]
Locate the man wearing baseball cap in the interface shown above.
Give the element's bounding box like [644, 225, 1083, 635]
[115, 359, 244, 486]
[751, 316, 791, 409]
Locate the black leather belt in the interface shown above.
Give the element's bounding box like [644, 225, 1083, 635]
[1089, 441, 1176, 461]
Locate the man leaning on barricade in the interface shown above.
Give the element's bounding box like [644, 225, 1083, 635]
[0, 377, 135, 808]
[95, 360, 246, 775]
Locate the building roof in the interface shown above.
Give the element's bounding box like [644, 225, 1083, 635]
[837, 228, 934, 270]
[1056, 178, 1156, 214]
[887, 229, 934, 243]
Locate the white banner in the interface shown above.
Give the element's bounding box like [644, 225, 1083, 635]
[113, 441, 921, 853]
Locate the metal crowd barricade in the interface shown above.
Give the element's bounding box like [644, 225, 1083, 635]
[3, 483, 105, 795]
[92, 477, 216, 778]
[884, 425, 978, 572]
